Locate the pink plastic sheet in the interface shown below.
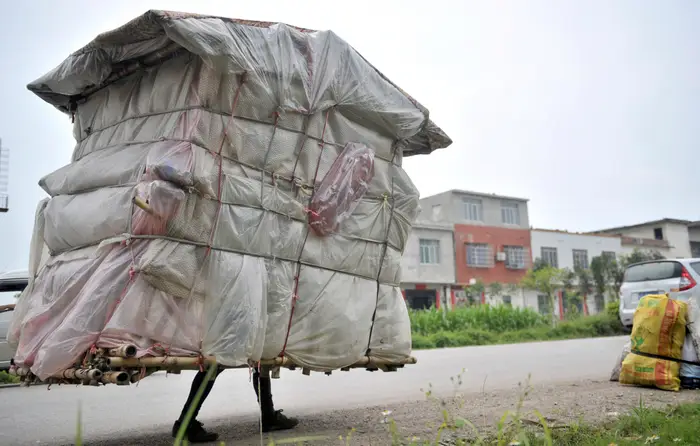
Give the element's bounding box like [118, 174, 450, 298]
[307, 142, 375, 236]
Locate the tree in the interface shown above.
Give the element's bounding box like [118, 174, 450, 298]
[623, 248, 665, 265]
[464, 279, 485, 306]
[559, 268, 583, 317]
[589, 249, 665, 304]
[590, 255, 609, 301]
[487, 282, 503, 303]
[575, 267, 593, 315]
[521, 266, 563, 325]
[531, 257, 549, 272]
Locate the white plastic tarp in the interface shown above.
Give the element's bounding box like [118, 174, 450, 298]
[9, 10, 451, 380]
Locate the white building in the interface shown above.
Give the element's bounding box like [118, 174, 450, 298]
[531, 229, 622, 270]
[529, 229, 623, 315]
[400, 221, 456, 310]
[592, 218, 691, 258]
[689, 222, 700, 258]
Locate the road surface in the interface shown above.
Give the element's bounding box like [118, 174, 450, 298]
[0, 336, 629, 445]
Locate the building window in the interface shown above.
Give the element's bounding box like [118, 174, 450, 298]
[504, 246, 526, 269]
[462, 198, 483, 222]
[654, 227, 663, 240]
[501, 201, 520, 225]
[537, 295, 550, 314]
[573, 249, 589, 269]
[502, 295, 512, 307]
[419, 239, 440, 265]
[541, 247, 558, 268]
[466, 243, 491, 267]
[431, 205, 442, 221]
[602, 251, 616, 260]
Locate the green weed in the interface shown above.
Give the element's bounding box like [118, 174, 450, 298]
[412, 312, 626, 349]
[0, 370, 20, 384]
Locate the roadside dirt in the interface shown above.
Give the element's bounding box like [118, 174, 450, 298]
[88, 380, 700, 446]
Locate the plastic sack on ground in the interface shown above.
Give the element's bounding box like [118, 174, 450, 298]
[307, 142, 375, 236]
[686, 298, 700, 356]
[619, 294, 687, 391]
[680, 330, 700, 379]
[610, 340, 631, 382]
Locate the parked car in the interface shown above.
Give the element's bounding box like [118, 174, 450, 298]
[619, 259, 700, 328]
[0, 270, 28, 370]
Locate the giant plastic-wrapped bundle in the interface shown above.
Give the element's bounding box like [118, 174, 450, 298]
[8, 10, 452, 380]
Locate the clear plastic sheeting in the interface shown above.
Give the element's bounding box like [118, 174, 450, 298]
[11, 10, 452, 380]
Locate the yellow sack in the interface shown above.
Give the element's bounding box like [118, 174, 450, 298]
[619, 294, 687, 391]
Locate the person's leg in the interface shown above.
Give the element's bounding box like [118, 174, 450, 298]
[172, 367, 224, 443]
[252, 368, 299, 432]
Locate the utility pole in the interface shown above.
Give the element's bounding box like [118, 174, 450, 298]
[0, 138, 8, 212]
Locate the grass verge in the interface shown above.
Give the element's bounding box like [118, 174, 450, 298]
[525, 401, 700, 446]
[411, 311, 626, 349]
[0, 370, 19, 384]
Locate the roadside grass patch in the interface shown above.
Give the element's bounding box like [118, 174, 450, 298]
[530, 401, 700, 446]
[411, 306, 626, 349]
[0, 370, 19, 384]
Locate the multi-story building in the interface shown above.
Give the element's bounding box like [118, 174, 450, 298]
[530, 229, 623, 316]
[400, 220, 455, 310]
[418, 189, 532, 307]
[689, 222, 700, 258]
[591, 218, 691, 258]
[400, 190, 700, 316]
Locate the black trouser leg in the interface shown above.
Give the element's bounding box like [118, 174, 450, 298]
[252, 369, 275, 415]
[178, 367, 224, 423]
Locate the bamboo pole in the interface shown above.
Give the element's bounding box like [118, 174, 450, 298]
[101, 371, 130, 385]
[133, 196, 154, 214]
[105, 355, 417, 370]
[53, 368, 103, 381]
[129, 371, 143, 384]
[105, 344, 138, 358]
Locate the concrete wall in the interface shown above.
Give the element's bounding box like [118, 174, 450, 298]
[530, 230, 622, 269]
[689, 226, 700, 243]
[613, 223, 692, 258]
[400, 223, 456, 285]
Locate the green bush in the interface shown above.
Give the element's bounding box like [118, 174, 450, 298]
[0, 370, 19, 384]
[409, 305, 548, 335]
[606, 300, 620, 318]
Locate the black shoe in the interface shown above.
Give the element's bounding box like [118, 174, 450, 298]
[262, 409, 299, 433]
[172, 419, 219, 443]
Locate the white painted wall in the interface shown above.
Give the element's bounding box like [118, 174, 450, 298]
[401, 223, 455, 285]
[689, 226, 700, 243]
[530, 230, 622, 270]
[614, 223, 692, 258]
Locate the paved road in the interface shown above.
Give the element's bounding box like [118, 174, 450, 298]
[0, 336, 627, 445]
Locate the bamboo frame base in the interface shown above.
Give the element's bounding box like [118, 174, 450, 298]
[10, 354, 417, 387]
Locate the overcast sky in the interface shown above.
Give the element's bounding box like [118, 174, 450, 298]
[0, 0, 698, 272]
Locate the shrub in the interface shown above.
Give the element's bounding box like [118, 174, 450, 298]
[606, 300, 620, 319]
[409, 305, 548, 336]
[0, 371, 19, 384]
[410, 310, 626, 350]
